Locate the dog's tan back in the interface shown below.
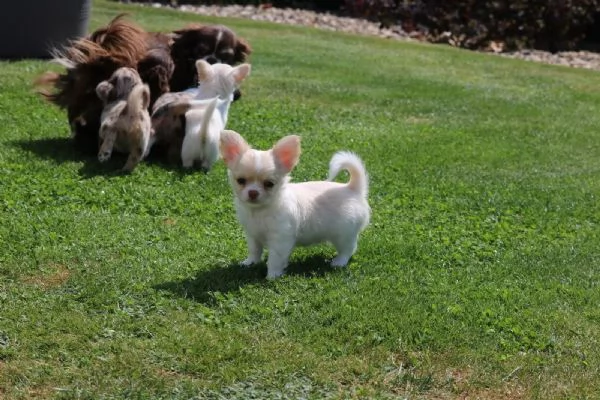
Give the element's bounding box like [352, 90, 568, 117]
[97, 68, 152, 172]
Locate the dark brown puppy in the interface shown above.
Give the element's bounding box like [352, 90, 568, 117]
[169, 24, 252, 92]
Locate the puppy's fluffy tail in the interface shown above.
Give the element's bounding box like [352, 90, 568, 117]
[327, 151, 369, 197]
[195, 97, 218, 147]
[127, 83, 150, 112]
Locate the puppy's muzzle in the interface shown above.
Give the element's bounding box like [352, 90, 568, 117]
[248, 190, 259, 201]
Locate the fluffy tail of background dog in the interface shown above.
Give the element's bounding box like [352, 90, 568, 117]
[194, 97, 218, 147]
[127, 83, 151, 113]
[327, 151, 369, 198]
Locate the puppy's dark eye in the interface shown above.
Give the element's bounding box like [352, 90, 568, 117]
[236, 177, 246, 185]
[263, 180, 275, 189]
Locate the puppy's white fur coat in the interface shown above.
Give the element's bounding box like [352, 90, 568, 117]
[181, 60, 250, 170]
[220, 130, 371, 279]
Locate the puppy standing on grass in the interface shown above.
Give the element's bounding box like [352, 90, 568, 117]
[96, 67, 152, 172]
[151, 59, 251, 168]
[181, 60, 251, 170]
[220, 130, 371, 279]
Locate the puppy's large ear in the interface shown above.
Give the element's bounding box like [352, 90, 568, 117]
[234, 38, 252, 63]
[195, 59, 213, 83]
[220, 130, 250, 168]
[272, 135, 301, 173]
[96, 81, 114, 103]
[231, 64, 251, 85]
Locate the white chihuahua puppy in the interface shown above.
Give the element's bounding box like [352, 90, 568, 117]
[181, 60, 251, 170]
[220, 130, 371, 279]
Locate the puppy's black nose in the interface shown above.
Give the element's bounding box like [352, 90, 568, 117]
[204, 55, 219, 64]
[248, 190, 259, 201]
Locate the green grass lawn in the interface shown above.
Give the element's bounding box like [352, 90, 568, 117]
[1, 1, 600, 398]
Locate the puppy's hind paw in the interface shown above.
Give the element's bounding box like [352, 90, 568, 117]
[266, 270, 285, 280]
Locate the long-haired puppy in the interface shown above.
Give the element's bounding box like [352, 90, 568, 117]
[36, 15, 251, 158]
[96, 68, 152, 173]
[220, 130, 371, 279]
[150, 59, 251, 167]
[36, 14, 152, 153]
[137, 33, 175, 107]
[36, 15, 172, 154]
[169, 24, 252, 92]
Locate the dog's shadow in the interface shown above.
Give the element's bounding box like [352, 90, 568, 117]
[13, 137, 125, 178]
[154, 255, 338, 305]
[14, 137, 89, 163]
[12, 137, 196, 178]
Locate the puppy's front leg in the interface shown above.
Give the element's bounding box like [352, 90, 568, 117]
[98, 126, 116, 163]
[265, 240, 294, 280]
[240, 235, 263, 266]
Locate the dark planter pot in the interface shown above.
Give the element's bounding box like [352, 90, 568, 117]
[0, 0, 91, 59]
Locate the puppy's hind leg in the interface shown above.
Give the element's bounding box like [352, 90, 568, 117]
[330, 231, 360, 267]
[180, 133, 196, 169]
[98, 126, 116, 163]
[122, 146, 143, 173]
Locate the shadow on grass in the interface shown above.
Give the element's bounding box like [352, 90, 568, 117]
[155, 255, 338, 305]
[13, 137, 124, 178]
[12, 137, 201, 178]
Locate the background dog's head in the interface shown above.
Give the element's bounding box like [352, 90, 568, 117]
[169, 25, 252, 92]
[195, 60, 251, 100]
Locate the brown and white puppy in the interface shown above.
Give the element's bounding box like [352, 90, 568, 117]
[169, 24, 252, 92]
[96, 67, 152, 173]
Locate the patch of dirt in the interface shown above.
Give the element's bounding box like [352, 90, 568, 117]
[21, 264, 71, 289]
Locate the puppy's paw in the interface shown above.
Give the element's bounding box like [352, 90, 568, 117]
[331, 255, 350, 268]
[98, 150, 112, 163]
[266, 270, 285, 280]
[240, 257, 258, 267]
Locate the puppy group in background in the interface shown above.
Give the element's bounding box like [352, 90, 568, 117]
[96, 67, 152, 172]
[36, 14, 252, 158]
[151, 59, 251, 169]
[220, 130, 371, 279]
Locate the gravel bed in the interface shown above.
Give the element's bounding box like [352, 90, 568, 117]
[145, 2, 600, 71]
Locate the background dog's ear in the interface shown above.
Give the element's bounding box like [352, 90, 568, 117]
[96, 81, 114, 102]
[231, 64, 251, 85]
[272, 135, 301, 173]
[234, 38, 252, 63]
[195, 59, 213, 83]
[220, 130, 250, 168]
